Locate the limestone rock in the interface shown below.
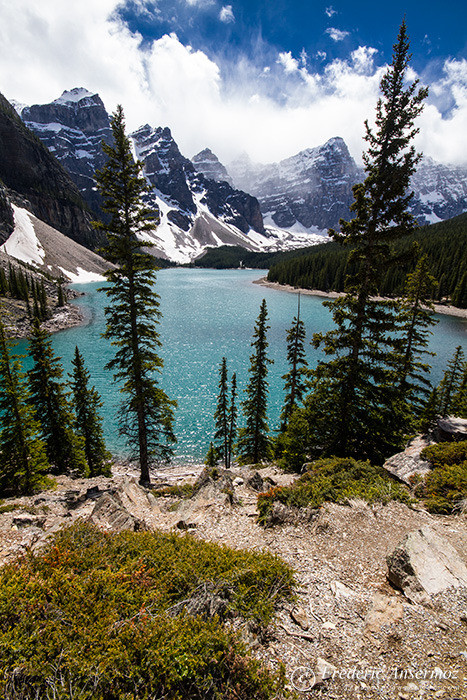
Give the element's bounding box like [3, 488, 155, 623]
[247, 471, 264, 491]
[364, 593, 404, 632]
[383, 435, 434, 485]
[387, 527, 467, 605]
[330, 580, 356, 599]
[434, 416, 467, 443]
[290, 606, 309, 630]
[88, 493, 147, 532]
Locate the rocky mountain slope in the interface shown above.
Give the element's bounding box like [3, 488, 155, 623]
[17, 89, 323, 263]
[0, 91, 98, 249]
[225, 140, 467, 231]
[229, 137, 362, 231]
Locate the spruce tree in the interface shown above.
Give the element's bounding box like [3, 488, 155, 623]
[0, 321, 49, 495]
[280, 294, 308, 430]
[27, 319, 87, 475]
[227, 372, 237, 469]
[214, 357, 229, 468]
[93, 105, 176, 485]
[396, 253, 437, 409]
[237, 299, 273, 464]
[304, 21, 428, 462]
[70, 346, 111, 477]
[437, 346, 466, 417]
[205, 442, 218, 468]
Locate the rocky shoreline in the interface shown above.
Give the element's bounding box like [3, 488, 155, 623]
[255, 277, 467, 319]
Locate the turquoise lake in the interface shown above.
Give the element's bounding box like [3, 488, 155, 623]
[14, 269, 467, 465]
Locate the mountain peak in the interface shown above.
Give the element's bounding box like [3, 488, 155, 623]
[54, 88, 97, 105]
[192, 148, 233, 185]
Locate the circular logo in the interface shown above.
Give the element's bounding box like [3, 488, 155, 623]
[290, 666, 316, 692]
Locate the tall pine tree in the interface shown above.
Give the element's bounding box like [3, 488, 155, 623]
[70, 346, 111, 477]
[0, 321, 49, 495]
[237, 299, 273, 464]
[304, 20, 428, 462]
[437, 346, 466, 417]
[93, 106, 176, 485]
[227, 372, 237, 469]
[214, 357, 229, 468]
[27, 319, 87, 475]
[280, 294, 308, 431]
[395, 253, 437, 410]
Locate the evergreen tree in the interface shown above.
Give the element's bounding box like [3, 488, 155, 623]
[395, 253, 437, 409]
[0, 268, 8, 296]
[57, 280, 66, 307]
[303, 21, 428, 462]
[419, 388, 439, 434]
[451, 367, 467, 418]
[237, 299, 273, 464]
[437, 346, 466, 417]
[214, 357, 229, 468]
[39, 280, 48, 320]
[279, 293, 308, 430]
[205, 442, 218, 468]
[93, 105, 176, 485]
[227, 372, 237, 469]
[27, 319, 87, 475]
[70, 346, 111, 477]
[0, 321, 49, 495]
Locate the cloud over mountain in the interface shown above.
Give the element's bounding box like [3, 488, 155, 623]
[1, 0, 466, 167]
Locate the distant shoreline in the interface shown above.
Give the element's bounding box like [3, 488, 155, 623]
[254, 277, 467, 320]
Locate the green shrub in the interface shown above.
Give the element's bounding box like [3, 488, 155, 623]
[152, 482, 195, 498]
[424, 461, 467, 514]
[420, 441, 467, 513]
[0, 522, 295, 699]
[258, 457, 411, 524]
[421, 440, 467, 468]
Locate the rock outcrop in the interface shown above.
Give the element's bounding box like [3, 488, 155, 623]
[383, 435, 434, 485]
[386, 527, 467, 605]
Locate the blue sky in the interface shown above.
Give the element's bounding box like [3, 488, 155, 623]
[1, 0, 466, 165]
[118, 0, 466, 73]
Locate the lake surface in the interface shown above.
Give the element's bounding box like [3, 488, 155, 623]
[14, 269, 467, 466]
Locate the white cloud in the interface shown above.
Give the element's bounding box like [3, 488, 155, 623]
[351, 46, 378, 74]
[325, 6, 337, 17]
[277, 51, 299, 73]
[219, 5, 235, 23]
[0, 0, 465, 167]
[326, 27, 350, 42]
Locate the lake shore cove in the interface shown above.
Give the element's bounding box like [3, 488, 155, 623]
[1, 461, 466, 699]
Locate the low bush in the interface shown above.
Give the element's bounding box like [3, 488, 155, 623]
[0, 522, 295, 699]
[258, 457, 411, 524]
[421, 440, 467, 513]
[421, 440, 467, 468]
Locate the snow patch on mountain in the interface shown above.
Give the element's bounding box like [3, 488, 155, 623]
[58, 266, 106, 283]
[1, 205, 45, 266]
[54, 88, 97, 105]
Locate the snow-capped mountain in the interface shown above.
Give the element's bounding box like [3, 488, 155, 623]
[192, 148, 233, 186]
[18, 89, 321, 263]
[227, 140, 467, 230]
[228, 138, 362, 231]
[21, 88, 112, 218]
[410, 157, 467, 224]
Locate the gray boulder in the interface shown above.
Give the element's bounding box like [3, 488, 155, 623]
[88, 493, 147, 532]
[383, 435, 434, 485]
[387, 527, 467, 605]
[434, 416, 467, 443]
